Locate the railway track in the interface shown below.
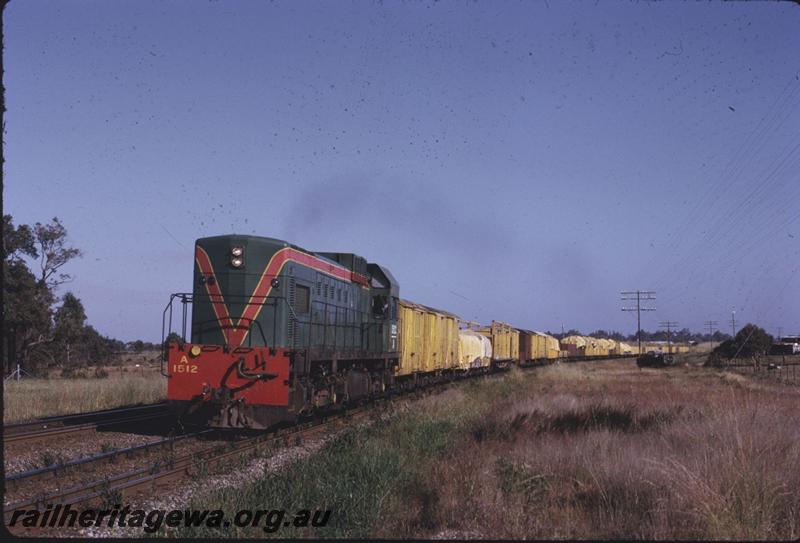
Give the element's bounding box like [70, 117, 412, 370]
[4, 358, 632, 528]
[4, 429, 216, 496]
[3, 403, 175, 445]
[4, 403, 375, 524]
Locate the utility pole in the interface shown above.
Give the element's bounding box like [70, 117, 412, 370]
[705, 320, 719, 349]
[777, 326, 783, 341]
[621, 290, 656, 355]
[730, 309, 737, 337]
[659, 321, 679, 354]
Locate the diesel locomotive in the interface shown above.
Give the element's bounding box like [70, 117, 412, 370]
[164, 235, 403, 429]
[163, 234, 637, 430]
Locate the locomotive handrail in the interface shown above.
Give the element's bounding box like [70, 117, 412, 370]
[161, 292, 291, 351]
[162, 291, 382, 355]
[236, 356, 278, 381]
[160, 293, 187, 377]
[191, 317, 269, 348]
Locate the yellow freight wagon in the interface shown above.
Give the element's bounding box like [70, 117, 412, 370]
[583, 336, 605, 357]
[561, 335, 586, 347]
[457, 329, 493, 370]
[528, 333, 546, 359]
[531, 331, 561, 359]
[596, 338, 612, 357]
[616, 342, 635, 355]
[477, 321, 519, 362]
[397, 300, 460, 376]
[560, 335, 587, 357]
[643, 343, 682, 354]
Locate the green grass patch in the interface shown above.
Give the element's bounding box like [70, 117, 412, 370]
[172, 411, 461, 538]
[172, 370, 536, 538]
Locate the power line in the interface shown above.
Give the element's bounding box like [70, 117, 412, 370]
[636, 74, 800, 288]
[621, 290, 656, 355]
[659, 321, 679, 354]
[705, 320, 719, 349]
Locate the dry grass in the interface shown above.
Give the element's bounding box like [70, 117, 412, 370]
[174, 360, 800, 539]
[3, 373, 166, 423]
[379, 362, 800, 540]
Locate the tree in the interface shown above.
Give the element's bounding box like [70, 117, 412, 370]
[732, 323, 773, 358]
[3, 216, 53, 373]
[707, 323, 773, 365]
[3, 259, 55, 373]
[164, 332, 183, 347]
[3, 215, 82, 374]
[81, 326, 117, 365]
[33, 217, 82, 288]
[708, 339, 738, 365]
[53, 292, 87, 367]
[3, 215, 37, 261]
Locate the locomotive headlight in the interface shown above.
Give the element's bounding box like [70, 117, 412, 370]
[231, 246, 243, 257]
[231, 256, 244, 268]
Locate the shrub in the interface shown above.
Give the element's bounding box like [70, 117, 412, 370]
[708, 323, 773, 364]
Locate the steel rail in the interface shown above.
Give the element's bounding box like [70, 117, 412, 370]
[3, 406, 372, 523]
[3, 403, 173, 445]
[5, 429, 215, 493]
[4, 357, 633, 525]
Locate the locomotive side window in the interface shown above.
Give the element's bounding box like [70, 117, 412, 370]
[294, 285, 310, 314]
[372, 295, 388, 318]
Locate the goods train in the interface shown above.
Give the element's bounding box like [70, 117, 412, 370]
[162, 235, 636, 429]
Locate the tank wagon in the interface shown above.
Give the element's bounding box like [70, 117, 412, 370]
[163, 234, 640, 430]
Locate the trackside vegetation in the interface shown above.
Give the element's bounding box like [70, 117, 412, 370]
[172, 360, 800, 540]
[3, 373, 166, 422]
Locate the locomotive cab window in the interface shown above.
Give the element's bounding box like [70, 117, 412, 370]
[372, 295, 388, 318]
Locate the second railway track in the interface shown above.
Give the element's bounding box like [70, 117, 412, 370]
[3, 402, 377, 524]
[3, 402, 175, 445]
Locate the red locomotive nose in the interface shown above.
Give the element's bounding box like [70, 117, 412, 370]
[166, 342, 291, 412]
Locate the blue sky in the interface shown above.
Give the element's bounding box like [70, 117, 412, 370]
[5, 1, 799, 342]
